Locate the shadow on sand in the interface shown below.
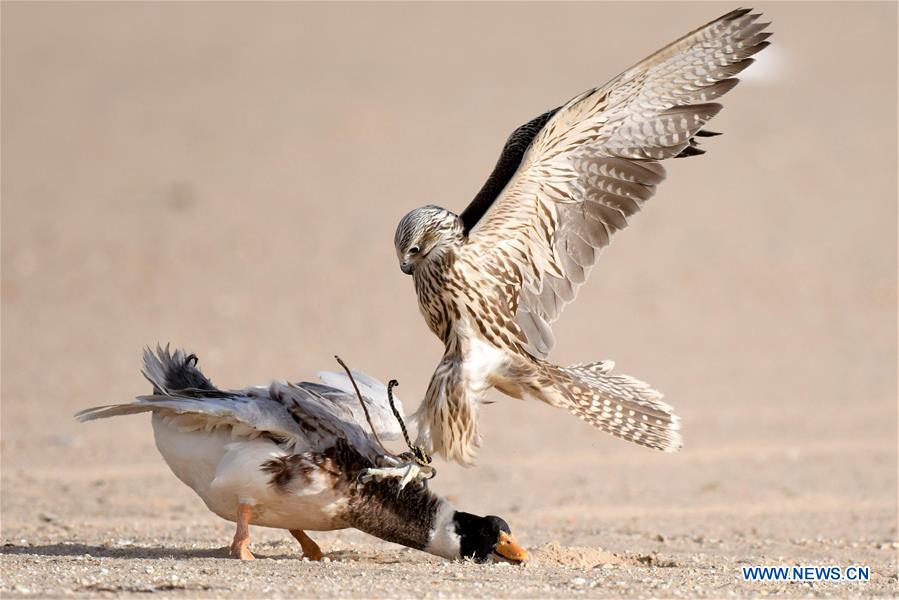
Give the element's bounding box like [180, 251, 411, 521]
[0, 542, 369, 561]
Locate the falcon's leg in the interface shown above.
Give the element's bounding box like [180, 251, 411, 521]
[359, 455, 434, 490]
[290, 529, 323, 561]
[229, 503, 255, 560]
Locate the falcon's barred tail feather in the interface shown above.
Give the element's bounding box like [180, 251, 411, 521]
[546, 362, 682, 452]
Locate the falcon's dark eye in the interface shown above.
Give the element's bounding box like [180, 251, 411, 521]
[408, 245, 420, 255]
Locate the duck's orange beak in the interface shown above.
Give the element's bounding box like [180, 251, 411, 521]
[492, 531, 528, 564]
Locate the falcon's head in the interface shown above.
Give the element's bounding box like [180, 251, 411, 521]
[394, 205, 463, 275]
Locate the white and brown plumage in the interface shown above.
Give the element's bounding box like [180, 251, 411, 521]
[394, 9, 771, 464]
[76, 347, 528, 564]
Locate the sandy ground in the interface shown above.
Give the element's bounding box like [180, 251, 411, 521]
[1, 2, 897, 598]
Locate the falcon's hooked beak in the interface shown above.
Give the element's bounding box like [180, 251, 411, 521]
[491, 531, 528, 564]
[400, 261, 415, 275]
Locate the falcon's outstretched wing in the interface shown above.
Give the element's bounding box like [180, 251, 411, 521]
[461, 8, 770, 359]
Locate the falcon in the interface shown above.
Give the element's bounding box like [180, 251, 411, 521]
[393, 9, 771, 466]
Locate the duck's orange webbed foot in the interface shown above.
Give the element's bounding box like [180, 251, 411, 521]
[290, 529, 323, 561]
[229, 503, 256, 560]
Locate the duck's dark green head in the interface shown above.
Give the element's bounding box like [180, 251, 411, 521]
[456, 513, 528, 564]
[425, 504, 528, 564]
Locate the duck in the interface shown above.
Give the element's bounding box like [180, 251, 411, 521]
[76, 346, 528, 564]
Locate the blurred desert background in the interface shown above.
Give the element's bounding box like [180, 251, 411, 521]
[2, 2, 896, 598]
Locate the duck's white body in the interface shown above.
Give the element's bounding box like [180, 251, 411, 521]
[151, 414, 348, 530]
[77, 347, 412, 554]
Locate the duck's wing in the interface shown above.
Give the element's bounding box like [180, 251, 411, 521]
[313, 370, 406, 441]
[76, 346, 402, 459]
[76, 345, 304, 444]
[249, 370, 406, 460]
[75, 388, 305, 444]
[459, 9, 770, 359]
[264, 377, 401, 459]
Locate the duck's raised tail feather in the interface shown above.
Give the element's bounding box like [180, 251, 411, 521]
[141, 344, 219, 395]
